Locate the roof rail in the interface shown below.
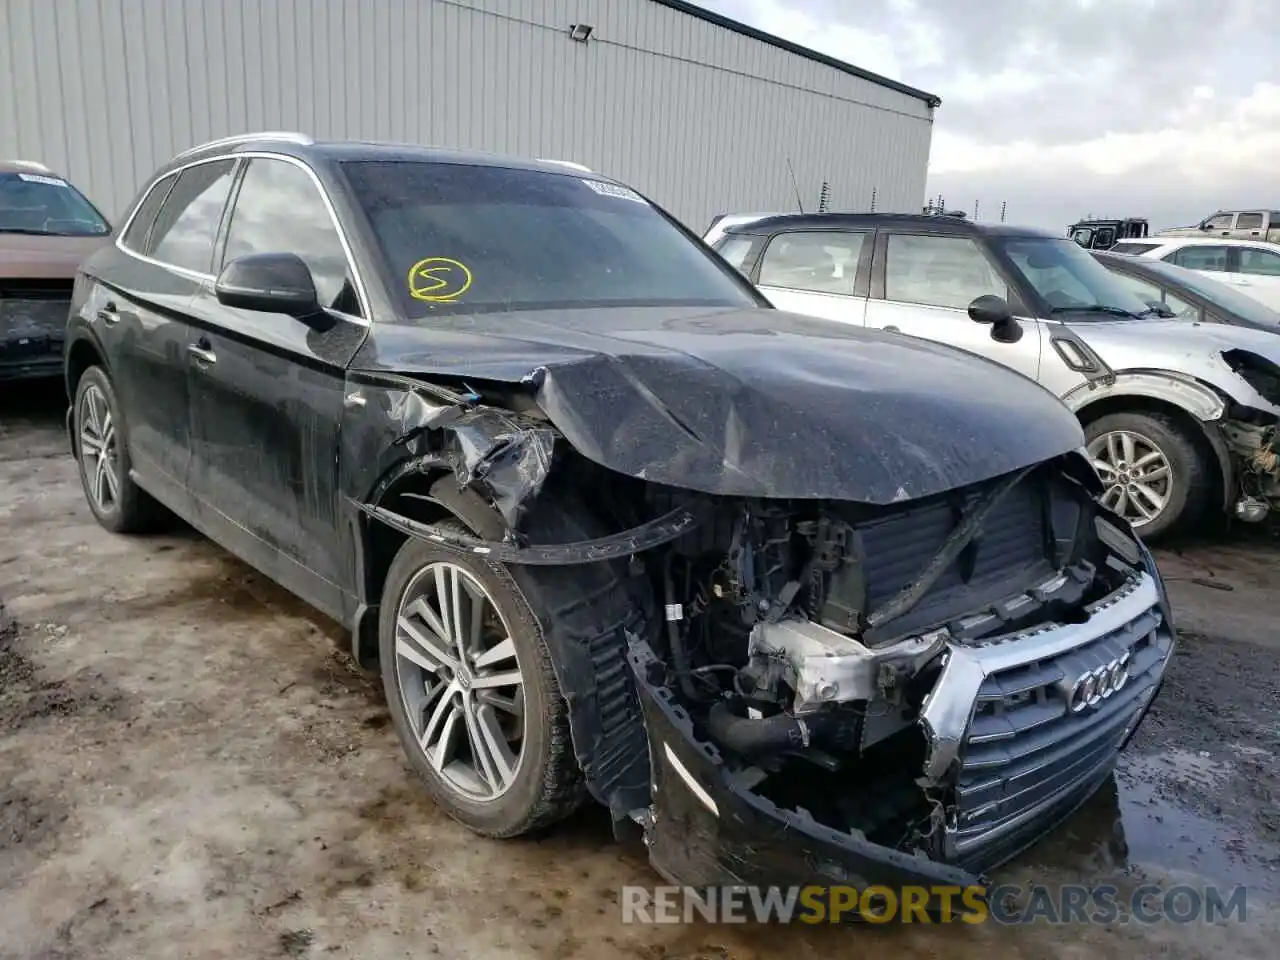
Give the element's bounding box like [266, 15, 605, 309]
[172, 131, 314, 162]
[6, 160, 53, 173]
[536, 158, 593, 173]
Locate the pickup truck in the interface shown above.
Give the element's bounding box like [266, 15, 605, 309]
[1158, 209, 1280, 244]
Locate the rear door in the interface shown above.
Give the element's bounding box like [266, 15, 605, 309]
[1224, 246, 1280, 311]
[184, 154, 369, 618]
[750, 229, 871, 326]
[94, 159, 236, 501]
[864, 230, 1044, 382]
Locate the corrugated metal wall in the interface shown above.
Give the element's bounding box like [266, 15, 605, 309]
[0, 0, 935, 229]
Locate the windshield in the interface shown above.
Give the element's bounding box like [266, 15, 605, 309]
[999, 236, 1153, 318]
[0, 171, 110, 236]
[341, 161, 759, 316]
[1113, 257, 1280, 329]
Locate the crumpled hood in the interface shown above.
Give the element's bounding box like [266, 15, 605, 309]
[0, 233, 108, 278]
[1075, 317, 1280, 410]
[356, 306, 1085, 504]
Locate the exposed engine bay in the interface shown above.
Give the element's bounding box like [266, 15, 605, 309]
[634, 457, 1164, 861]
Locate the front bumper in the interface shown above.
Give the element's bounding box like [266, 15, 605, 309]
[628, 566, 1174, 903]
[1, 299, 67, 382]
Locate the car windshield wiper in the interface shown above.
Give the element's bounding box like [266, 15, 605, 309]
[1050, 304, 1142, 318]
[0, 227, 59, 236]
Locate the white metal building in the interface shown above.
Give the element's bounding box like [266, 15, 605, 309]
[0, 0, 940, 230]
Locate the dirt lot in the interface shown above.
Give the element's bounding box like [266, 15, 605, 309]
[1, 381, 1278, 960]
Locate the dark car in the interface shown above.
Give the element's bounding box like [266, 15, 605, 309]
[1094, 249, 1280, 333]
[1, 161, 111, 382]
[1067, 217, 1149, 250]
[64, 133, 1174, 907]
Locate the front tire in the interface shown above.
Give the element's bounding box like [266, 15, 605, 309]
[1084, 411, 1209, 539]
[72, 366, 165, 534]
[378, 521, 585, 838]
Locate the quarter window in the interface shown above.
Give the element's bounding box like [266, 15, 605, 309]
[222, 158, 361, 315]
[884, 234, 1007, 309]
[758, 232, 865, 295]
[148, 160, 236, 273]
[1238, 248, 1280, 277]
[1169, 246, 1229, 272]
[714, 236, 757, 276]
[1235, 212, 1265, 230]
[120, 173, 176, 253]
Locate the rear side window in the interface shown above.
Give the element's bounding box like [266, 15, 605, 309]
[757, 231, 865, 295]
[1109, 241, 1160, 255]
[120, 174, 176, 253]
[147, 160, 236, 273]
[884, 234, 1007, 309]
[1169, 245, 1228, 272]
[1235, 212, 1265, 230]
[714, 235, 757, 275]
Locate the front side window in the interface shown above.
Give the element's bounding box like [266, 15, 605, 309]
[1238, 248, 1280, 277]
[341, 161, 759, 317]
[1169, 245, 1228, 272]
[884, 234, 1007, 309]
[1164, 291, 1197, 318]
[998, 237, 1151, 317]
[758, 231, 865, 295]
[222, 158, 361, 315]
[1094, 228, 1116, 248]
[148, 160, 236, 273]
[0, 171, 110, 237]
[120, 174, 176, 253]
[1204, 213, 1234, 230]
[1235, 212, 1265, 230]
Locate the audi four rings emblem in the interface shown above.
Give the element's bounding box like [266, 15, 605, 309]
[1068, 651, 1132, 713]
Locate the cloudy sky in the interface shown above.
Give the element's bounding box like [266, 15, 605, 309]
[699, 0, 1278, 231]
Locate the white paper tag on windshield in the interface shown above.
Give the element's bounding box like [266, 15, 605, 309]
[581, 179, 646, 204]
[17, 173, 66, 186]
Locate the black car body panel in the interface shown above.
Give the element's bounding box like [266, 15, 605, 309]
[352, 306, 1085, 505]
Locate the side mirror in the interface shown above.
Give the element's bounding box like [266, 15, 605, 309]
[1145, 299, 1175, 318]
[967, 294, 1023, 343]
[215, 253, 320, 318]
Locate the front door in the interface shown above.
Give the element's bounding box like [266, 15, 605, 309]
[863, 231, 1045, 383]
[185, 155, 369, 618]
[752, 229, 871, 327]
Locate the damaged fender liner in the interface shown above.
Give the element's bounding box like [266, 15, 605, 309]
[351, 498, 704, 565]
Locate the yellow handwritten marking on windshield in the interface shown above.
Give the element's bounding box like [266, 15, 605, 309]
[407, 257, 473, 301]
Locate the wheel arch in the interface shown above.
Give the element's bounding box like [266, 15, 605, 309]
[63, 333, 109, 456]
[1073, 391, 1234, 513]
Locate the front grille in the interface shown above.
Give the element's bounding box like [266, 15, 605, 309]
[949, 587, 1169, 854]
[0, 278, 74, 301]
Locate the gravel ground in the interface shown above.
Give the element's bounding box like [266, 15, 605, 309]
[1, 382, 1278, 960]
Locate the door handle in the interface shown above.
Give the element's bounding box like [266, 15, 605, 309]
[187, 341, 217, 366]
[97, 303, 120, 326]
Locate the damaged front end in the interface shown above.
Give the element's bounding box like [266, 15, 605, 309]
[624, 458, 1174, 900]
[1220, 349, 1280, 522]
[349, 358, 1174, 908]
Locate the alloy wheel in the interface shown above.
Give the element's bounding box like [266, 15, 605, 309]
[78, 383, 120, 513]
[393, 561, 526, 801]
[1087, 429, 1173, 527]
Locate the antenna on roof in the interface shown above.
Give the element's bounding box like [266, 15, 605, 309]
[785, 158, 805, 214]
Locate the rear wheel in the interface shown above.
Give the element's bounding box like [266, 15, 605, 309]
[73, 366, 166, 533]
[1084, 411, 1209, 539]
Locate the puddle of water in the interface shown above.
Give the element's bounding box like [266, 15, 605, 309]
[1003, 751, 1278, 897]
